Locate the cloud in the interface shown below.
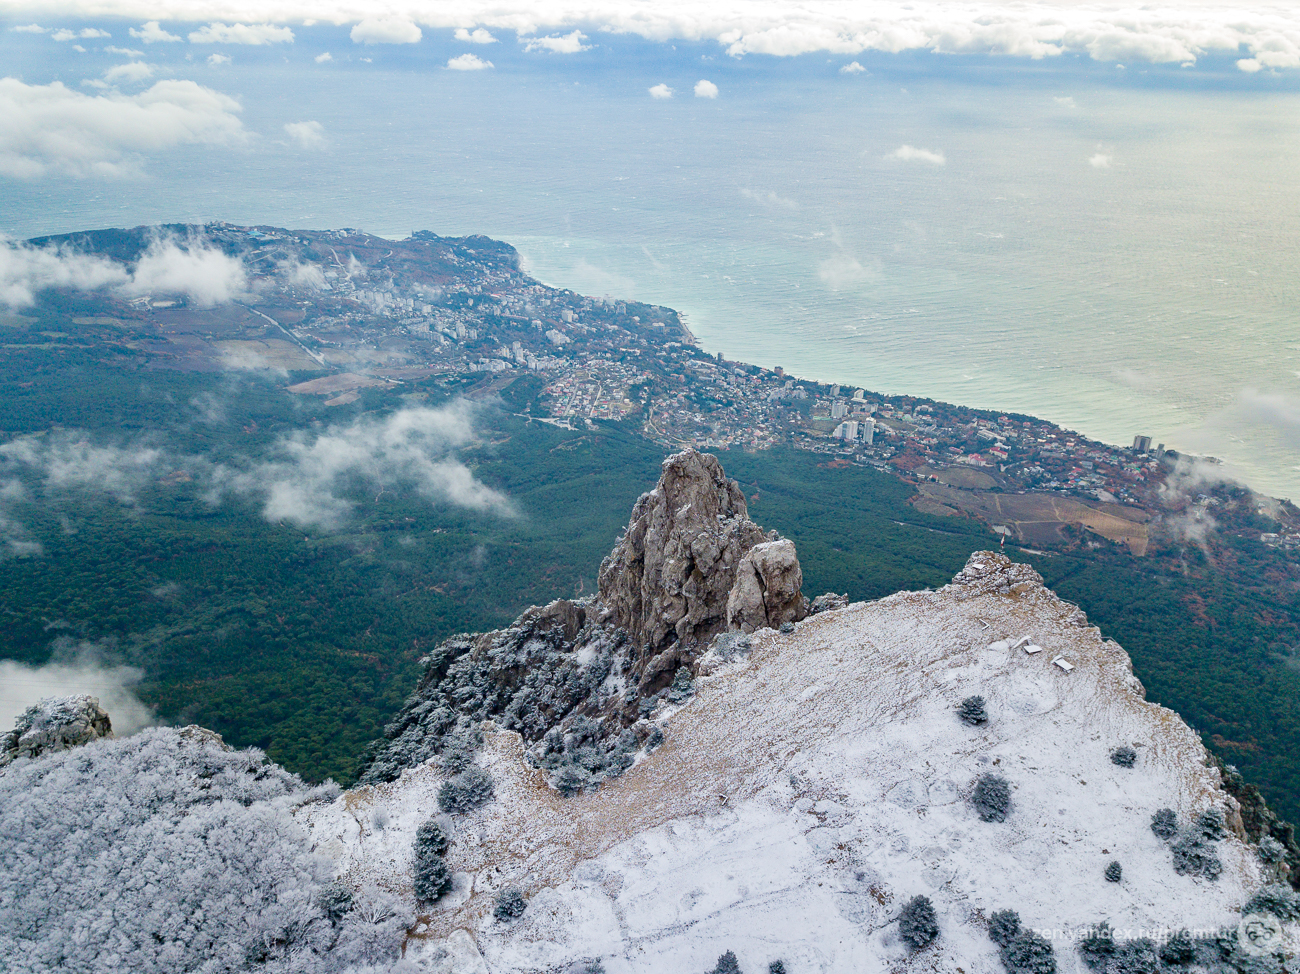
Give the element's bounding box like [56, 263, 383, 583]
[314, 51, 332, 62]
[10, 24, 46, 34]
[0, 239, 127, 307]
[106, 45, 144, 56]
[890, 144, 946, 164]
[0, 434, 163, 504]
[212, 404, 515, 529]
[1089, 152, 1112, 167]
[447, 53, 493, 70]
[6, 4, 1300, 69]
[648, 83, 673, 99]
[129, 21, 181, 43]
[1054, 95, 1077, 107]
[283, 119, 326, 148]
[103, 61, 154, 83]
[454, 27, 497, 44]
[840, 60, 867, 73]
[694, 78, 718, 98]
[188, 22, 294, 44]
[124, 236, 251, 306]
[208, 52, 230, 64]
[0, 649, 153, 739]
[818, 253, 870, 289]
[350, 17, 422, 44]
[53, 28, 110, 40]
[522, 30, 589, 54]
[0, 78, 245, 178]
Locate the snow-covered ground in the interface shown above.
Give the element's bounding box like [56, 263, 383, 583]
[301, 554, 1266, 973]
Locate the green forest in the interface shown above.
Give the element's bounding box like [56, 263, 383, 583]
[3, 351, 1300, 826]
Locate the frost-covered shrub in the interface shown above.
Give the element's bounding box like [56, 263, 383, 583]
[1110, 746, 1137, 768]
[0, 727, 407, 974]
[1001, 932, 1057, 974]
[534, 718, 638, 796]
[412, 854, 452, 902]
[415, 818, 450, 858]
[372, 808, 389, 831]
[972, 774, 1011, 823]
[1151, 808, 1178, 840]
[664, 666, 696, 705]
[1170, 834, 1222, 880]
[438, 765, 495, 814]
[710, 950, 742, 974]
[899, 895, 939, 950]
[1243, 884, 1300, 921]
[1111, 938, 1160, 974]
[412, 817, 454, 902]
[1258, 836, 1287, 864]
[768, 962, 786, 974]
[1078, 922, 1115, 970]
[1105, 861, 1122, 883]
[494, 886, 527, 921]
[1197, 807, 1227, 841]
[1159, 930, 1196, 966]
[989, 909, 1022, 947]
[958, 695, 988, 726]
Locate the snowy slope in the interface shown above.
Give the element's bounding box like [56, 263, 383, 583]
[301, 553, 1268, 973]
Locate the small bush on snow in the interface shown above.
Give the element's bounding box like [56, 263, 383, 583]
[438, 765, 495, 814]
[1110, 746, 1137, 768]
[494, 886, 527, 921]
[899, 894, 939, 950]
[1150, 808, 1178, 840]
[989, 909, 1021, 947]
[972, 774, 1011, 822]
[412, 854, 452, 902]
[1105, 861, 1122, 883]
[710, 950, 742, 974]
[1258, 836, 1287, 864]
[1159, 930, 1196, 965]
[1243, 884, 1300, 921]
[958, 695, 988, 726]
[1001, 931, 1057, 974]
[1078, 922, 1115, 970]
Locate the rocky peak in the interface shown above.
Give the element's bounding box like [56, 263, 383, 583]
[356, 449, 807, 789]
[1, 694, 113, 766]
[598, 449, 805, 687]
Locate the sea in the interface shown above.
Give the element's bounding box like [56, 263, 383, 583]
[4, 50, 1299, 498]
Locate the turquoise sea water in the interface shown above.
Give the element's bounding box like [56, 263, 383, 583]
[4, 55, 1299, 496]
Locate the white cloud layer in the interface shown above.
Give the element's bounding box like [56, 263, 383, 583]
[694, 78, 718, 97]
[4, 2, 1297, 68]
[521, 29, 589, 53]
[0, 235, 250, 308]
[128, 20, 181, 43]
[454, 26, 496, 43]
[891, 144, 946, 164]
[0, 650, 153, 738]
[103, 60, 154, 83]
[648, 83, 673, 99]
[0, 405, 514, 539]
[349, 16, 421, 44]
[283, 119, 325, 147]
[447, 52, 492, 69]
[188, 21, 294, 44]
[840, 60, 866, 73]
[0, 78, 245, 178]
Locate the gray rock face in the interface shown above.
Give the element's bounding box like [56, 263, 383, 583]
[1, 694, 113, 766]
[726, 539, 805, 633]
[357, 449, 808, 792]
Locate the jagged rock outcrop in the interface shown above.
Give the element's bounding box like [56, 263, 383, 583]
[725, 538, 804, 633]
[1, 694, 112, 766]
[356, 449, 807, 790]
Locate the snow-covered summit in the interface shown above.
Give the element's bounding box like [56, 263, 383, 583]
[305, 552, 1285, 973]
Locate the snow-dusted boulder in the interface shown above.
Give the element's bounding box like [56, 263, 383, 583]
[1, 694, 112, 766]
